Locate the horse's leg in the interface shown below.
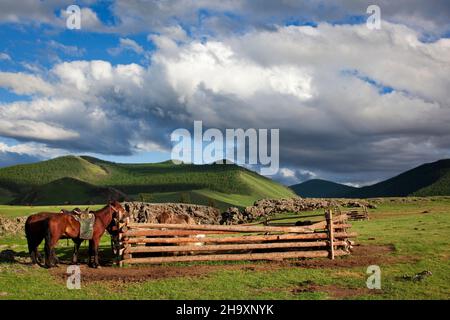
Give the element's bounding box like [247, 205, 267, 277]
[25, 223, 40, 265]
[71, 239, 83, 265]
[88, 240, 95, 268]
[94, 238, 101, 268]
[44, 228, 60, 268]
[27, 238, 39, 265]
[33, 235, 46, 265]
[88, 238, 101, 268]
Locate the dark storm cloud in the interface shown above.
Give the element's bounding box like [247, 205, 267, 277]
[1, 1, 448, 38]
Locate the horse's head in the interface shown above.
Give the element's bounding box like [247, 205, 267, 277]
[106, 200, 128, 235]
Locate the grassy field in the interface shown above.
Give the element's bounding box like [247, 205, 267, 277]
[0, 198, 449, 300]
[0, 204, 104, 218]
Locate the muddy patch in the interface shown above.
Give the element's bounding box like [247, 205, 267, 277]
[47, 244, 411, 284]
[50, 263, 276, 284]
[289, 244, 417, 268]
[292, 280, 382, 299]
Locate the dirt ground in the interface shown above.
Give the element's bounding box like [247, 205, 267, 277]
[49, 244, 414, 284]
[291, 280, 383, 298]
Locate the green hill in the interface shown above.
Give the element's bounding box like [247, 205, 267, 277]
[12, 177, 127, 205]
[290, 179, 357, 198]
[0, 155, 295, 208]
[290, 159, 450, 198]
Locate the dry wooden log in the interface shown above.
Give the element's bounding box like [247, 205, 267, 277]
[326, 210, 335, 260]
[124, 229, 235, 237]
[125, 240, 348, 254]
[333, 223, 352, 229]
[305, 214, 348, 230]
[126, 223, 316, 233]
[123, 231, 357, 244]
[264, 213, 325, 222]
[121, 250, 350, 264]
[124, 214, 348, 234]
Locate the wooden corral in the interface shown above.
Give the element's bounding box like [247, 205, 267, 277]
[116, 210, 356, 266]
[336, 206, 369, 221]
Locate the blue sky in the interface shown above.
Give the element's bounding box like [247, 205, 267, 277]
[0, 0, 449, 186]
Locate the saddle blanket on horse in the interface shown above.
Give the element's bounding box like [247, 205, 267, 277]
[73, 213, 95, 240]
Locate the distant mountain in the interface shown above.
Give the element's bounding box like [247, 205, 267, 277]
[290, 159, 450, 198]
[290, 179, 358, 198]
[0, 155, 295, 208]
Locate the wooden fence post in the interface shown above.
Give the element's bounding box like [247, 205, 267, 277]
[326, 209, 335, 260]
[116, 210, 356, 266]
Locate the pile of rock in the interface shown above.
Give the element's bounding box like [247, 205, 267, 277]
[121, 198, 378, 226]
[339, 199, 377, 209]
[122, 202, 221, 225]
[221, 198, 336, 224]
[220, 207, 245, 225]
[0, 216, 27, 237]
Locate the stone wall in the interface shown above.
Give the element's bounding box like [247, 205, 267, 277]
[0, 216, 27, 237]
[220, 198, 377, 224]
[122, 202, 221, 225]
[221, 198, 335, 224]
[122, 198, 377, 226]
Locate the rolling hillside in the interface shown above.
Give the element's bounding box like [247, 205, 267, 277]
[290, 179, 357, 198]
[290, 159, 450, 198]
[0, 156, 295, 208]
[12, 177, 127, 206]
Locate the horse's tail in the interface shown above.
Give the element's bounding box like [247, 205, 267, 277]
[24, 216, 34, 251]
[25, 216, 39, 264]
[24, 216, 31, 239]
[44, 218, 52, 254]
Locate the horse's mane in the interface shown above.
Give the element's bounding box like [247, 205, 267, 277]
[91, 203, 112, 216]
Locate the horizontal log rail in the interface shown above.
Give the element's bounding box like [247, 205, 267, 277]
[121, 250, 349, 265]
[121, 229, 235, 237]
[123, 232, 357, 244]
[126, 214, 348, 234]
[117, 211, 355, 266]
[242, 213, 325, 225]
[123, 225, 350, 237]
[125, 240, 348, 254]
[265, 213, 326, 221]
[126, 223, 315, 233]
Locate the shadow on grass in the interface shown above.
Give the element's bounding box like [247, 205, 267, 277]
[0, 243, 115, 267]
[0, 249, 29, 264]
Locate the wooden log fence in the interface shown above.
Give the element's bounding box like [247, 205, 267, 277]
[346, 206, 369, 221]
[117, 210, 356, 266]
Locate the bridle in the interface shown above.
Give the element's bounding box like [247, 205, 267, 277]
[108, 203, 127, 233]
[108, 203, 126, 256]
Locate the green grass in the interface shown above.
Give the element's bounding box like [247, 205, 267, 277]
[414, 170, 450, 196]
[0, 198, 449, 300]
[14, 178, 115, 206]
[0, 156, 107, 192]
[0, 204, 103, 218]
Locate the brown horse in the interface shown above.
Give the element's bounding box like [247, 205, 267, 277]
[25, 208, 82, 265]
[44, 201, 126, 268]
[155, 211, 195, 224]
